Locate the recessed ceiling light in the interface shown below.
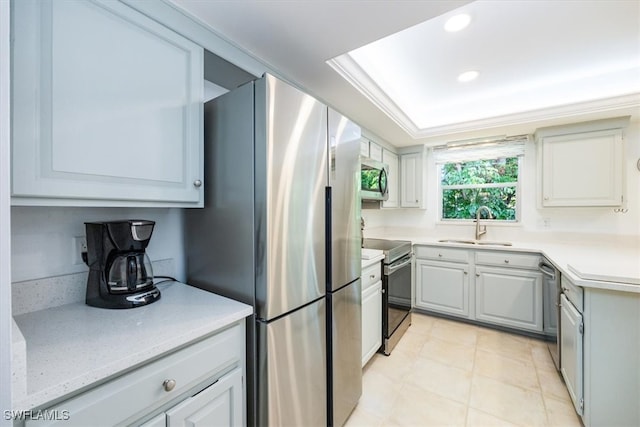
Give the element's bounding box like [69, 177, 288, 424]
[444, 14, 471, 32]
[458, 70, 479, 82]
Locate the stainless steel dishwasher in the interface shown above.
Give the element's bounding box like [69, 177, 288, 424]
[540, 259, 560, 370]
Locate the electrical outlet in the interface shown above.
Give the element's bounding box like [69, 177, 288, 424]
[73, 236, 87, 265]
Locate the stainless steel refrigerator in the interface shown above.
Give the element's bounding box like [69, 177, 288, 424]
[327, 108, 362, 427]
[185, 74, 361, 426]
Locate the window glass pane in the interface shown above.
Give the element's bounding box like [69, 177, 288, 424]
[362, 169, 382, 191]
[441, 157, 518, 185]
[442, 187, 517, 220]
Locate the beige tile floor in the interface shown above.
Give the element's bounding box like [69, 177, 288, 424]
[345, 313, 583, 427]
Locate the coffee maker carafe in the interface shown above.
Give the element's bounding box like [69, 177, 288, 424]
[84, 220, 160, 309]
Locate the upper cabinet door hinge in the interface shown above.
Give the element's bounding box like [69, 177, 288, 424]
[579, 322, 584, 335]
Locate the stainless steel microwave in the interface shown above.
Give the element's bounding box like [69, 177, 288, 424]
[361, 158, 389, 201]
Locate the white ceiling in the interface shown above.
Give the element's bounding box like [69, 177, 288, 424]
[170, 0, 640, 147]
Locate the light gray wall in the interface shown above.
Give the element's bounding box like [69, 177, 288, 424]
[1, 0, 12, 422]
[11, 207, 186, 283]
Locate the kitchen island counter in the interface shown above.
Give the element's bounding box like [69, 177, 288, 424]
[12, 281, 252, 411]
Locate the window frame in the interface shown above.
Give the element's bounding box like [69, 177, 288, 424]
[437, 156, 522, 224]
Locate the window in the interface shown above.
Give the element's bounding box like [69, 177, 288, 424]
[434, 136, 526, 222]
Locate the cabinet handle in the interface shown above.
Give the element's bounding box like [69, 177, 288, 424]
[476, 273, 480, 277]
[163, 379, 177, 392]
[464, 271, 468, 275]
[504, 259, 509, 264]
[370, 274, 376, 279]
[193, 179, 203, 188]
[544, 196, 549, 201]
[438, 253, 443, 257]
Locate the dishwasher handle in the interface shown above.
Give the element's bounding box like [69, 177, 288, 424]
[538, 261, 556, 279]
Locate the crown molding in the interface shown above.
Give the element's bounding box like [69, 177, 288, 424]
[328, 54, 640, 140]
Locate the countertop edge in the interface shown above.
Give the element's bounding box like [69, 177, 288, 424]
[362, 254, 385, 269]
[406, 239, 640, 293]
[12, 283, 253, 411]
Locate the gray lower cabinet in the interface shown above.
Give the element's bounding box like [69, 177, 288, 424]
[24, 323, 245, 427]
[560, 293, 583, 416]
[414, 245, 542, 333]
[475, 266, 543, 332]
[361, 260, 383, 367]
[165, 368, 243, 426]
[563, 276, 640, 427]
[139, 369, 242, 427]
[415, 259, 470, 318]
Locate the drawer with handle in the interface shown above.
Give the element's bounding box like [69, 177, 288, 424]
[475, 251, 540, 270]
[26, 323, 244, 426]
[362, 262, 383, 291]
[414, 245, 470, 263]
[561, 275, 584, 312]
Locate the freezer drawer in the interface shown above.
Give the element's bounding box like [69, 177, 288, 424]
[256, 297, 327, 427]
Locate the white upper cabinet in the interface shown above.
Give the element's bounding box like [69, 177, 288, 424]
[369, 141, 383, 161]
[382, 149, 398, 208]
[360, 138, 370, 158]
[536, 117, 628, 208]
[400, 150, 425, 208]
[12, 0, 204, 206]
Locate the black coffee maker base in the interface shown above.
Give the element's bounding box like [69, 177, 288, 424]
[86, 287, 161, 309]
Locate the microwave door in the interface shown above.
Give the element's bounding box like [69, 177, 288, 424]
[361, 160, 389, 201]
[378, 167, 388, 198]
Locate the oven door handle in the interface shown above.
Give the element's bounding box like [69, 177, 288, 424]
[386, 255, 412, 275]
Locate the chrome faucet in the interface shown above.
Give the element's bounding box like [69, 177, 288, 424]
[475, 206, 493, 240]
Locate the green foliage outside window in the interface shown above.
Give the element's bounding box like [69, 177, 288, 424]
[362, 169, 386, 191]
[441, 157, 518, 221]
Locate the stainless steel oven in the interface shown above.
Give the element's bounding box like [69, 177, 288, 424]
[363, 238, 412, 355]
[383, 252, 412, 354]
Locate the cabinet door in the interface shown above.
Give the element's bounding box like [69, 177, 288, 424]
[400, 153, 423, 208]
[382, 149, 399, 208]
[541, 129, 623, 207]
[369, 142, 383, 161]
[166, 368, 243, 427]
[475, 267, 543, 332]
[415, 259, 469, 318]
[360, 138, 370, 157]
[12, 0, 204, 206]
[560, 294, 584, 416]
[139, 413, 166, 427]
[362, 281, 382, 366]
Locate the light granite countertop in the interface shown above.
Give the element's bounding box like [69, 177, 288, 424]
[361, 249, 385, 269]
[12, 281, 253, 411]
[363, 228, 640, 294]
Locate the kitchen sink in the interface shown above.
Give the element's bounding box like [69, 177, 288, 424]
[475, 241, 513, 246]
[437, 239, 512, 247]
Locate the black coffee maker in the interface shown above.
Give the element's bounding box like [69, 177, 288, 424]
[84, 220, 160, 309]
